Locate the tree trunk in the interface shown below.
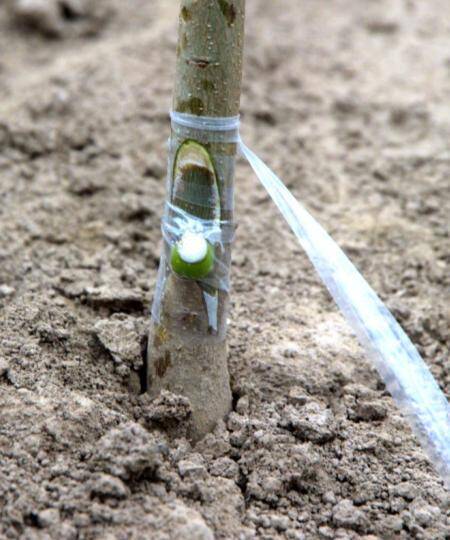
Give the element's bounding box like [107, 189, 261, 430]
[146, 0, 245, 441]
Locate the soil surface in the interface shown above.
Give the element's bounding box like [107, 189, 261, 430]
[0, 1, 449, 539]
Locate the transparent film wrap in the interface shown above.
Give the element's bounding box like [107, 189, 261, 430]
[151, 112, 240, 337]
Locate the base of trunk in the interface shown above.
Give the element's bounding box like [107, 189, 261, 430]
[147, 321, 232, 441]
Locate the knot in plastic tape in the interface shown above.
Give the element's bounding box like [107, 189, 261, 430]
[162, 202, 235, 246]
[170, 111, 240, 143]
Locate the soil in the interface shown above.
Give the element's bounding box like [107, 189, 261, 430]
[0, 1, 449, 539]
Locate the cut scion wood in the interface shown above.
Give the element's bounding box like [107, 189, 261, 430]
[170, 140, 218, 281]
[171, 139, 221, 221]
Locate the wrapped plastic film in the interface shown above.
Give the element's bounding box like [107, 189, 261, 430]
[151, 112, 239, 337]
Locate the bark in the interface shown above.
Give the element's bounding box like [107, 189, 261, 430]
[146, 0, 245, 441]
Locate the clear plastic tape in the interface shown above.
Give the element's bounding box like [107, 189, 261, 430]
[151, 112, 239, 332]
[240, 141, 450, 489]
[161, 201, 235, 292]
[170, 111, 240, 143]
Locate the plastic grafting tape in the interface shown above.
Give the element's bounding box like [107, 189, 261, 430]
[170, 111, 240, 144]
[162, 202, 235, 247]
[170, 111, 240, 132]
[161, 202, 232, 290]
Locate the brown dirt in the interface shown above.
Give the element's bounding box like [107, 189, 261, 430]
[0, 1, 449, 539]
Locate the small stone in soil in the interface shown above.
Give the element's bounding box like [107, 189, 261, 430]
[37, 508, 60, 529]
[288, 387, 308, 405]
[281, 402, 336, 443]
[89, 474, 130, 500]
[332, 499, 366, 531]
[209, 457, 239, 479]
[178, 459, 207, 479]
[0, 284, 15, 298]
[235, 395, 249, 414]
